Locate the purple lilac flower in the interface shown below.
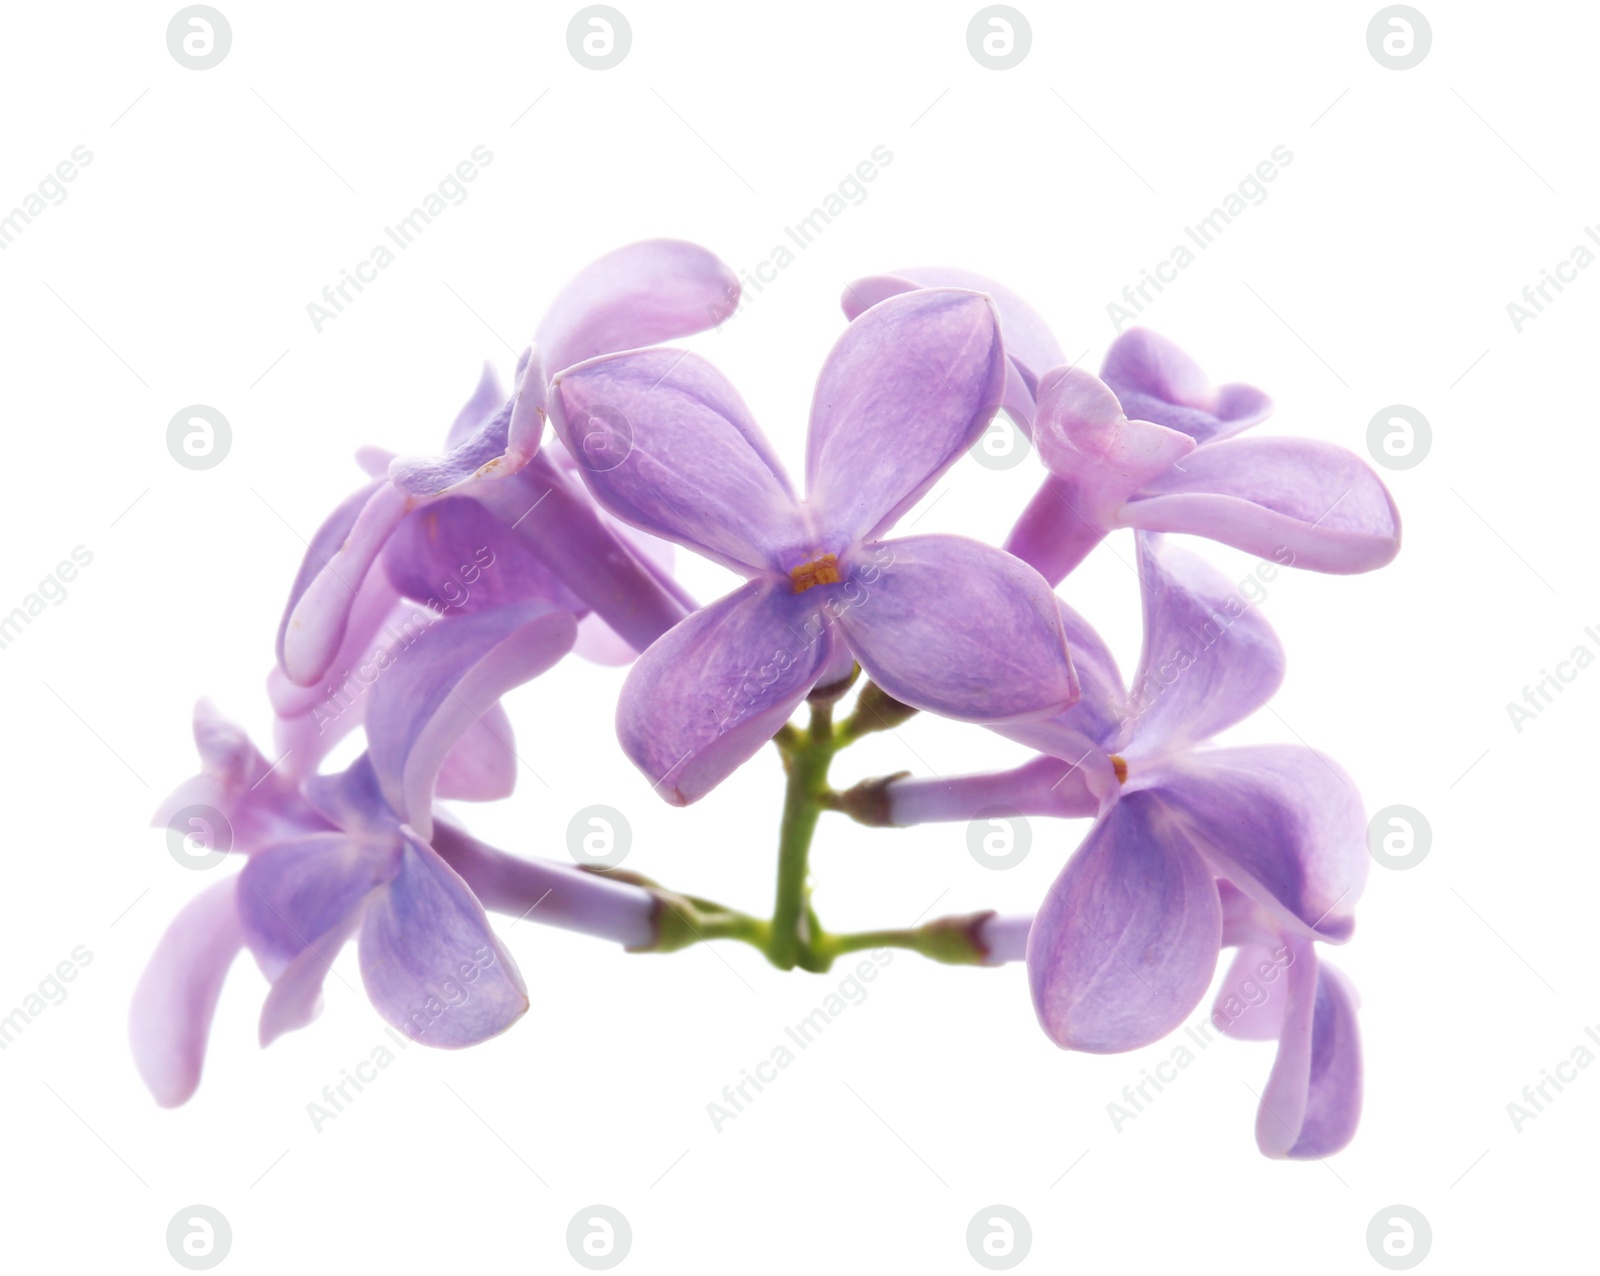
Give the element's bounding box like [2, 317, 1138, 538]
[548, 287, 1080, 804]
[873, 533, 1368, 1059]
[132, 604, 656, 1106]
[278, 240, 738, 689]
[843, 271, 1401, 581]
[1215, 883, 1364, 1158]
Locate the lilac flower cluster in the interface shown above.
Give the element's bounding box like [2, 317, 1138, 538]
[132, 241, 1398, 1160]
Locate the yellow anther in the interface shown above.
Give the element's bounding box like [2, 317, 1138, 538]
[789, 554, 841, 594]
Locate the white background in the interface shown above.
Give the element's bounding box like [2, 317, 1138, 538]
[1, 0, 1595, 1271]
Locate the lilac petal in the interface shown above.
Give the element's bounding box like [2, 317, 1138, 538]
[618, 581, 838, 805]
[355, 445, 397, 477]
[390, 356, 548, 496]
[1005, 368, 1196, 585]
[154, 700, 328, 853]
[1157, 745, 1368, 943]
[841, 269, 1063, 416]
[1213, 942, 1295, 1042]
[550, 348, 804, 573]
[1031, 367, 1197, 524]
[1254, 942, 1364, 1158]
[390, 398, 514, 497]
[1026, 791, 1222, 1052]
[536, 238, 740, 376]
[301, 753, 396, 836]
[258, 910, 362, 1047]
[435, 700, 516, 801]
[1101, 328, 1272, 444]
[573, 612, 639, 666]
[431, 822, 656, 948]
[381, 496, 580, 615]
[281, 482, 416, 687]
[129, 877, 245, 1107]
[1122, 437, 1402, 573]
[358, 828, 528, 1047]
[275, 480, 382, 679]
[887, 754, 1101, 826]
[1255, 936, 1318, 1155]
[447, 362, 506, 448]
[835, 534, 1077, 723]
[236, 832, 399, 977]
[1120, 535, 1285, 761]
[806, 289, 1005, 543]
[1279, 965, 1363, 1159]
[473, 457, 690, 652]
[1007, 599, 1128, 750]
[365, 602, 577, 837]
[270, 575, 403, 776]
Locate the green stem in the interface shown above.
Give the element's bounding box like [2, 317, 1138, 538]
[813, 912, 994, 967]
[768, 701, 836, 970]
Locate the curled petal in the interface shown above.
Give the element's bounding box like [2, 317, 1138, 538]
[435, 700, 517, 802]
[836, 534, 1077, 723]
[390, 399, 514, 497]
[358, 829, 528, 1047]
[806, 289, 1005, 543]
[1122, 436, 1402, 574]
[270, 574, 403, 776]
[1005, 368, 1195, 584]
[1031, 367, 1196, 523]
[275, 480, 382, 678]
[618, 582, 839, 805]
[1101, 328, 1272, 444]
[129, 877, 246, 1107]
[365, 602, 577, 838]
[1156, 745, 1368, 943]
[1027, 791, 1222, 1052]
[1120, 534, 1285, 761]
[536, 238, 740, 376]
[550, 348, 804, 573]
[1275, 964, 1363, 1159]
[446, 362, 506, 449]
[281, 483, 416, 687]
[1212, 942, 1295, 1042]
